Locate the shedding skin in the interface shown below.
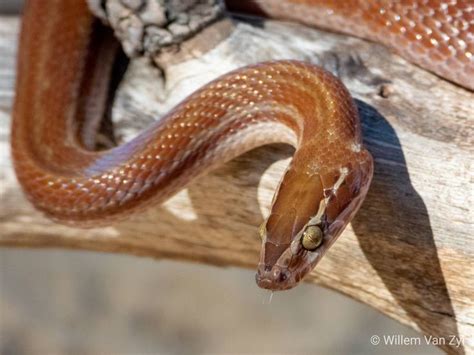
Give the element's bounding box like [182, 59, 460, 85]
[14, 0, 472, 290]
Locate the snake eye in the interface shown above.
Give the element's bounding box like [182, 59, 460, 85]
[301, 225, 323, 251]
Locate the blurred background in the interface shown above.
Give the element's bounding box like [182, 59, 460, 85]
[0, 249, 440, 354]
[0, 1, 439, 354]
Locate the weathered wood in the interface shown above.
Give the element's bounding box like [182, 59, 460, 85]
[0, 14, 473, 354]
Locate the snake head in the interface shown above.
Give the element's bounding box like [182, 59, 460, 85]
[255, 200, 355, 291]
[255, 206, 332, 291]
[255, 154, 373, 291]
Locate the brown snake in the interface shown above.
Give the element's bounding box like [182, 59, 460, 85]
[12, 0, 472, 290]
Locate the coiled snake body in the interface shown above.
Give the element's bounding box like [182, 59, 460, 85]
[12, 0, 472, 290]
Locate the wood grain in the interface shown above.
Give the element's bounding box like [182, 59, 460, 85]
[0, 15, 472, 354]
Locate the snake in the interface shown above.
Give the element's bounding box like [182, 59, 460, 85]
[11, 0, 472, 290]
[227, 0, 473, 90]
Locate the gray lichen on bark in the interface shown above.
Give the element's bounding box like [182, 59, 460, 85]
[87, 0, 224, 56]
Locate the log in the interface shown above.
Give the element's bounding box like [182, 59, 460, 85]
[0, 12, 473, 354]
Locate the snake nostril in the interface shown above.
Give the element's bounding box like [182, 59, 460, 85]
[271, 268, 290, 283]
[279, 271, 288, 282]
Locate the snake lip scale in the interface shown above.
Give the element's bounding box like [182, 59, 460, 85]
[12, 0, 472, 290]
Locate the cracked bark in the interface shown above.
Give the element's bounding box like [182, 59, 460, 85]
[0, 7, 473, 354]
[86, 0, 224, 55]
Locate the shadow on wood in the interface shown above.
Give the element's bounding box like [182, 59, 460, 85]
[353, 100, 463, 354]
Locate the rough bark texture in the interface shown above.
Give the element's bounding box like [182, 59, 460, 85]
[86, 0, 224, 56]
[0, 13, 473, 354]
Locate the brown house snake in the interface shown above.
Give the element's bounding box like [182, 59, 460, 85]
[11, 0, 473, 290]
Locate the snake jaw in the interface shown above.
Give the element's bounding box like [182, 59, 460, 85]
[255, 257, 296, 291]
[255, 238, 328, 291]
[256, 225, 325, 291]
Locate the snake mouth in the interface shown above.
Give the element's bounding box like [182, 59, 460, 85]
[255, 264, 297, 291]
